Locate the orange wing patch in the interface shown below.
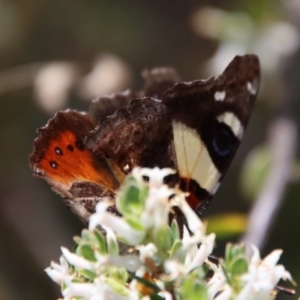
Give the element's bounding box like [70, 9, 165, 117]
[29, 110, 122, 196]
[38, 130, 119, 190]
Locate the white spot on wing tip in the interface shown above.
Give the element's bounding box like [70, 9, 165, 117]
[123, 164, 129, 171]
[214, 91, 226, 101]
[217, 112, 244, 140]
[247, 81, 257, 95]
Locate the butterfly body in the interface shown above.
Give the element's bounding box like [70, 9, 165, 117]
[29, 54, 260, 223]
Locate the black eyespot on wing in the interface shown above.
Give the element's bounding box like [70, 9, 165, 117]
[50, 161, 58, 169]
[67, 144, 74, 152]
[55, 147, 63, 155]
[212, 123, 236, 157]
[200, 118, 239, 172]
[75, 140, 85, 151]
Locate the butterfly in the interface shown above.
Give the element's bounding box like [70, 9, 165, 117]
[29, 54, 260, 224]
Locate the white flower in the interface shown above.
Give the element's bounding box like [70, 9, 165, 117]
[164, 233, 215, 282]
[141, 185, 173, 229]
[132, 167, 176, 190]
[170, 192, 206, 234]
[181, 226, 198, 261]
[103, 214, 145, 245]
[61, 247, 94, 270]
[180, 226, 210, 257]
[89, 201, 145, 245]
[102, 254, 142, 273]
[164, 260, 187, 280]
[158, 290, 173, 300]
[63, 276, 134, 300]
[89, 201, 111, 230]
[63, 280, 96, 299]
[103, 225, 118, 246]
[136, 243, 158, 262]
[132, 167, 177, 230]
[236, 246, 293, 300]
[207, 262, 230, 300]
[214, 285, 232, 300]
[46, 168, 295, 300]
[206, 246, 294, 300]
[186, 233, 215, 273]
[45, 255, 70, 285]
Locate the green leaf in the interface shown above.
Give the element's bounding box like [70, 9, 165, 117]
[81, 229, 98, 244]
[169, 240, 183, 258]
[126, 218, 145, 231]
[94, 229, 107, 254]
[78, 269, 97, 281]
[230, 244, 246, 260]
[225, 243, 233, 263]
[108, 266, 128, 282]
[221, 263, 231, 284]
[153, 224, 172, 252]
[189, 266, 207, 279]
[107, 236, 119, 256]
[104, 276, 131, 297]
[230, 256, 248, 275]
[61, 281, 67, 291]
[170, 219, 180, 241]
[224, 244, 247, 277]
[180, 276, 208, 300]
[77, 244, 96, 262]
[225, 243, 246, 264]
[116, 175, 148, 219]
[73, 236, 82, 245]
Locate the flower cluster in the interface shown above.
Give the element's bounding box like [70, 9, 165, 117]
[46, 168, 294, 300]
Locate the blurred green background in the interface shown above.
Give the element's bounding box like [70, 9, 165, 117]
[0, 0, 300, 299]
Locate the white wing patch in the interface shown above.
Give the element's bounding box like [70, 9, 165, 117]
[247, 81, 257, 95]
[214, 91, 226, 101]
[217, 112, 244, 140]
[172, 121, 220, 193]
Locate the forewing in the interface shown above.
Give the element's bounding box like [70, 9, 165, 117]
[162, 54, 260, 213]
